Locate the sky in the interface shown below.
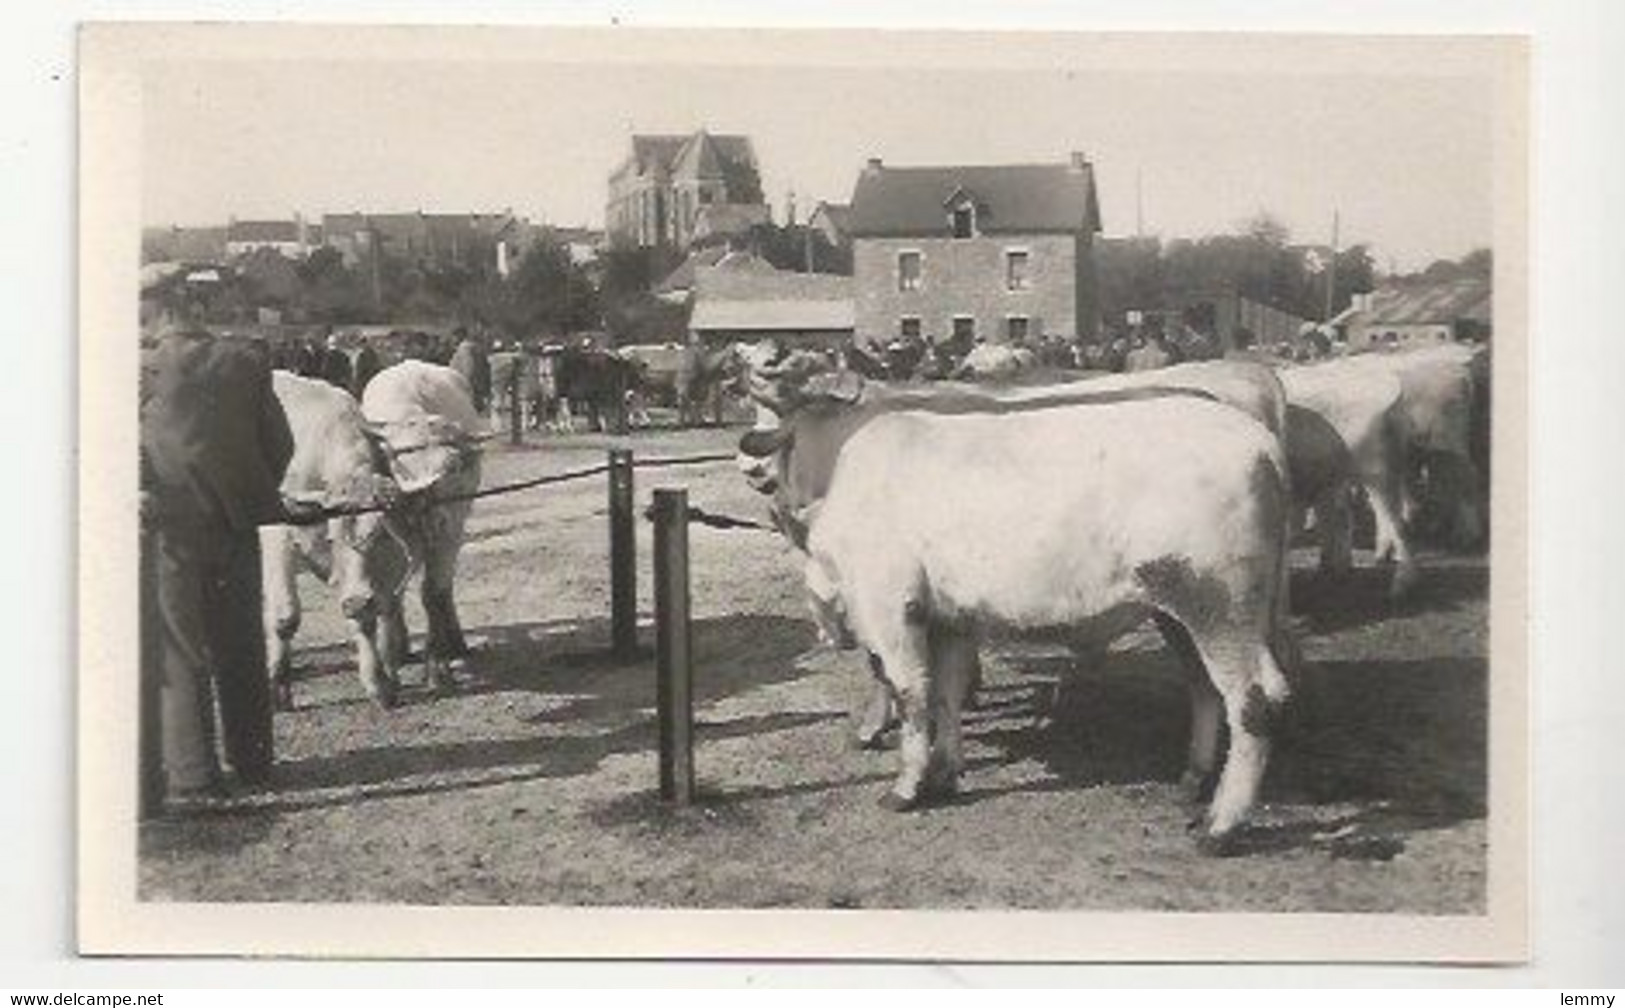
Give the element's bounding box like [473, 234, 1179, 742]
[141, 46, 1502, 270]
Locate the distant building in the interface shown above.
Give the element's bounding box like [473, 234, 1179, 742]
[688, 250, 854, 349]
[321, 211, 523, 274]
[808, 201, 851, 249]
[224, 216, 317, 259]
[1344, 277, 1491, 347]
[606, 131, 767, 249]
[848, 152, 1104, 347]
[142, 225, 228, 265]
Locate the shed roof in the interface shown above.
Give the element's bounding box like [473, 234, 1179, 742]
[849, 161, 1101, 237]
[690, 299, 855, 332]
[1364, 278, 1491, 325]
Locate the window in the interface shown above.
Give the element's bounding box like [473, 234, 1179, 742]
[897, 251, 922, 291]
[1005, 249, 1031, 291]
[699, 189, 715, 205]
[899, 317, 922, 340]
[1006, 316, 1030, 343]
[952, 316, 976, 342]
[951, 206, 975, 239]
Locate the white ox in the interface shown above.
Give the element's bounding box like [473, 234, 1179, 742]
[1366, 344, 1490, 548]
[1278, 358, 1417, 598]
[795, 394, 1295, 851]
[260, 372, 413, 709]
[736, 346, 1300, 753]
[359, 361, 488, 694]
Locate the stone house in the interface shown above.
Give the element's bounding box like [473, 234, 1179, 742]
[848, 153, 1103, 347]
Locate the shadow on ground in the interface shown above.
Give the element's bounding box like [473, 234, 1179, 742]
[958, 646, 1486, 857]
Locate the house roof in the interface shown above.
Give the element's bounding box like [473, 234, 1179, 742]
[1363, 278, 1491, 325]
[692, 203, 771, 242]
[623, 132, 756, 179]
[695, 258, 851, 302]
[690, 256, 853, 332]
[227, 220, 301, 243]
[810, 202, 851, 233]
[848, 161, 1102, 237]
[691, 299, 855, 332]
[653, 245, 730, 295]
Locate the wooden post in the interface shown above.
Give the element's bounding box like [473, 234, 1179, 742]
[138, 529, 164, 819]
[507, 362, 523, 446]
[608, 449, 638, 658]
[653, 488, 694, 805]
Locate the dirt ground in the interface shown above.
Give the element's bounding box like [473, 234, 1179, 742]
[139, 423, 1488, 912]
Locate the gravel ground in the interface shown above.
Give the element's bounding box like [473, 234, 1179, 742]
[139, 423, 1488, 912]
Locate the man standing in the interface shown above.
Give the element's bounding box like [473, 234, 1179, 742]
[351, 335, 382, 398]
[449, 328, 492, 413]
[141, 321, 293, 803]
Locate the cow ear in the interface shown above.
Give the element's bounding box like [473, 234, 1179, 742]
[738, 427, 790, 458]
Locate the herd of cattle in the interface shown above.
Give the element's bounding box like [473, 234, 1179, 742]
[259, 337, 1490, 855]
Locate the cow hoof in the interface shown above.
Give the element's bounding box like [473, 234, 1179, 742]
[877, 790, 922, 813]
[1389, 566, 1420, 601]
[1195, 830, 1244, 858]
[924, 770, 961, 801]
[851, 724, 899, 751]
[1178, 770, 1217, 807]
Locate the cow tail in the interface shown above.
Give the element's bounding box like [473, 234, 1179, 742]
[1262, 449, 1300, 705]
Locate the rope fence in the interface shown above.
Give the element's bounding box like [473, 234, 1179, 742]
[276, 450, 750, 527]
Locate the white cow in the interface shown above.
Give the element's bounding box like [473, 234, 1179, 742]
[360, 361, 488, 690]
[1364, 344, 1490, 548]
[1279, 358, 1417, 597]
[737, 346, 1301, 753]
[795, 395, 1295, 851]
[260, 372, 412, 709]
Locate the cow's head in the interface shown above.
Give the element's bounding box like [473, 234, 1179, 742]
[362, 416, 486, 494]
[283, 468, 415, 624]
[736, 349, 874, 551]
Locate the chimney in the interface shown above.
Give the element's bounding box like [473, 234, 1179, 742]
[1068, 151, 1090, 172]
[864, 156, 884, 175]
[295, 211, 308, 250]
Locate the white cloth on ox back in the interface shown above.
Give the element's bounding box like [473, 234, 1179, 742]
[361, 360, 490, 494]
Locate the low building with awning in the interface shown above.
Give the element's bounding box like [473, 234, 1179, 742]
[687, 253, 854, 350]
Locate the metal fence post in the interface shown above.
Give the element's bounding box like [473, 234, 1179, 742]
[608, 449, 638, 658]
[653, 488, 694, 805]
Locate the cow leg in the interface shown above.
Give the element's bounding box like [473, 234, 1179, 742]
[422, 499, 473, 692]
[259, 529, 301, 713]
[851, 652, 900, 751]
[1366, 478, 1418, 599]
[925, 625, 977, 797]
[1196, 638, 1285, 853]
[1315, 484, 1354, 578]
[872, 625, 935, 812]
[351, 611, 397, 709]
[377, 596, 410, 674]
[1152, 612, 1222, 804]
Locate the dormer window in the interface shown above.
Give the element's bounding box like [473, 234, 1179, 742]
[943, 186, 979, 238]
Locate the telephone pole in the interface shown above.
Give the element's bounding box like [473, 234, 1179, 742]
[1324, 209, 1340, 322]
[1135, 167, 1145, 239]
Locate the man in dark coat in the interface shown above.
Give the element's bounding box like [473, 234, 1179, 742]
[321, 334, 354, 392]
[140, 323, 293, 803]
[351, 337, 382, 398]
